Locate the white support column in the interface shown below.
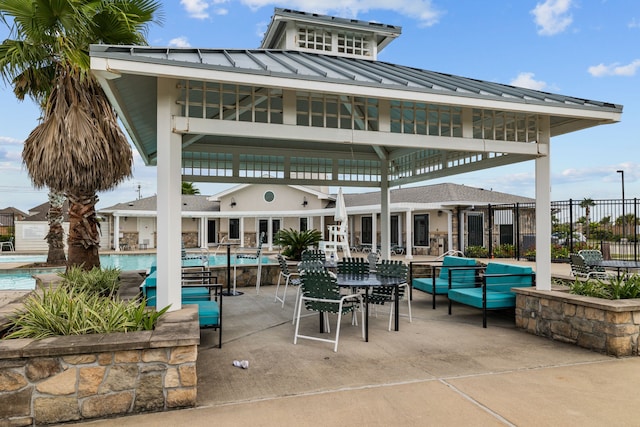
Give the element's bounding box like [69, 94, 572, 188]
[380, 164, 390, 260]
[404, 210, 413, 260]
[114, 216, 121, 251]
[240, 218, 245, 246]
[156, 77, 182, 311]
[268, 216, 273, 251]
[199, 218, 207, 248]
[535, 118, 552, 290]
[445, 210, 454, 252]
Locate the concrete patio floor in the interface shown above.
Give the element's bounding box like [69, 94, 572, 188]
[75, 267, 640, 427]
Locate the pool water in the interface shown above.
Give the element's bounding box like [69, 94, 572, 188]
[0, 253, 274, 290]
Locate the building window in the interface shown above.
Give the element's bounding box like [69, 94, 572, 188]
[413, 214, 429, 246]
[390, 102, 461, 137]
[300, 217, 308, 232]
[297, 27, 332, 52]
[229, 218, 240, 240]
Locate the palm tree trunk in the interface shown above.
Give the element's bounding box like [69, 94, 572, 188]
[45, 191, 67, 265]
[67, 193, 101, 270]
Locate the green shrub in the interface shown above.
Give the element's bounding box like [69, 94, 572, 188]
[569, 274, 640, 300]
[493, 244, 515, 258]
[464, 246, 488, 258]
[3, 286, 169, 339]
[275, 228, 322, 260]
[59, 266, 121, 297]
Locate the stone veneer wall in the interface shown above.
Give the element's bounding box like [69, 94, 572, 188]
[514, 287, 640, 357]
[0, 305, 200, 426]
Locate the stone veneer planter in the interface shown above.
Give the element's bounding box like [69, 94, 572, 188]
[514, 287, 640, 357]
[0, 305, 200, 426]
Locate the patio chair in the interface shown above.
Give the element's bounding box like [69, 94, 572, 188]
[337, 257, 370, 276]
[274, 254, 301, 307]
[294, 270, 364, 352]
[301, 249, 325, 262]
[578, 249, 607, 275]
[369, 260, 411, 331]
[570, 253, 608, 280]
[291, 259, 327, 323]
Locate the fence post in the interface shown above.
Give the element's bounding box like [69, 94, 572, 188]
[488, 204, 493, 258]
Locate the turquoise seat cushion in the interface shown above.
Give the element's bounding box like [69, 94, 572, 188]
[484, 263, 534, 292]
[438, 256, 477, 282]
[448, 288, 516, 309]
[412, 257, 477, 295]
[181, 287, 210, 302]
[141, 278, 210, 305]
[413, 277, 474, 295]
[191, 301, 220, 327]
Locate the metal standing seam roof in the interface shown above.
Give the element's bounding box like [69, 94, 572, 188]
[90, 45, 623, 115]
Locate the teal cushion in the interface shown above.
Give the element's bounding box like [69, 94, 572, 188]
[448, 288, 516, 309]
[191, 301, 220, 327]
[413, 277, 474, 295]
[438, 256, 477, 283]
[484, 263, 534, 292]
[181, 287, 210, 302]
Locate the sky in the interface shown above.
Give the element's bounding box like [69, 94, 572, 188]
[1, 0, 639, 212]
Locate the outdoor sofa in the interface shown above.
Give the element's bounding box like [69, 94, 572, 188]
[141, 269, 223, 347]
[447, 262, 535, 328]
[411, 256, 479, 309]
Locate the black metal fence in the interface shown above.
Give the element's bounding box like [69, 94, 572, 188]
[473, 199, 639, 261]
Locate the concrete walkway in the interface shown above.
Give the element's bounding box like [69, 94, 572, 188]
[74, 264, 640, 427]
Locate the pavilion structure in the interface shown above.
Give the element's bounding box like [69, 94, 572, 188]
[90, 8, 622, 311]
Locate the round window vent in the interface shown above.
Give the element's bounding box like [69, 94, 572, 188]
[264, 191, 275, 202]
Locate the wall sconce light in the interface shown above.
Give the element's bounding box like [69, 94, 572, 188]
[123, 217, 128, 222]
[302, 197, 308, 207]
[230, 198, 236, 207]
[192, 218, 196, 222]
[437, 210, 443, 217]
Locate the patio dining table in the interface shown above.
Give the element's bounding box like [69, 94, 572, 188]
[335, 273, 405, 342]
[594, 260, 640, 278]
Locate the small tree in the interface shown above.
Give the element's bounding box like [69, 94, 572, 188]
[275, 228, 322, 260]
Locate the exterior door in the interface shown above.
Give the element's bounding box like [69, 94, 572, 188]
[207, 219, 217, 244]
[137, 217, 155, 249]
[391, 215, 399, 245]
[361, 216, 372, 244]
[467, 214, 484, 247]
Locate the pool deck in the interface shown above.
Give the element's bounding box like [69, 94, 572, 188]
[4, 254, 640, 426]
[73, 259, 640, 426]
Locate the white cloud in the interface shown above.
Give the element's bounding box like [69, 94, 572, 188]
[181, 0, 210, 19]
[509, 72, 548, 91]
[588, 59, 640, 77]
[215, 8, 229, 15]
[169, 36, 192, 48]
[629, 18, 640, 29]
[239, 0, 443, 27]
[531, 0, 573, 36]
[0, 136, 23, 145]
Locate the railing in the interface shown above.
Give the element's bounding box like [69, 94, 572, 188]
[473, 198, 639, 262]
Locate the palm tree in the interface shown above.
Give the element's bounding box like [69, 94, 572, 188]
[182, 182, 201, 195]
[0, 0, 162, 270]
[579, 198, 595, 239]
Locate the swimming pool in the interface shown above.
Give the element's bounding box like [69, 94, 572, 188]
[0, 253, 274, 290]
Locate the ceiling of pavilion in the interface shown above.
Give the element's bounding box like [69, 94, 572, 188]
[90, 46, 622, 188]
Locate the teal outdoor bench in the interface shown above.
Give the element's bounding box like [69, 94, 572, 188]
[447, 262, 535, 328]
[141, 269, 223, 347]
[410, 256, 479, 309]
